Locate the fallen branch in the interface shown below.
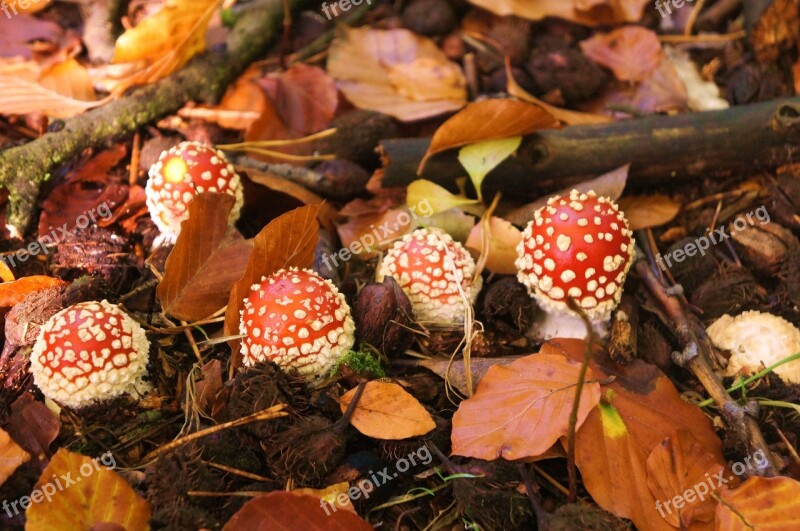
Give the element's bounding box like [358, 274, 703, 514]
[381, 97, 800, 197]
[0, 0, 312, 234]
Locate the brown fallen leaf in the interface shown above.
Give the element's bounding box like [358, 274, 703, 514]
[645, 429, 726, 528]
[328, 27, 467, 122]
[194, 359, 228, 419]
[465, 216, 522, 275]
[339, 381, 436, 440]
[25, 448, 150, 531]
[0, 427, 29, 487]
[418, 356, 521, 396]
[223, 491, 372, 530]
[224, 204, 321, 369]
[466, 0, 650, 26]
[616, 194, 681, 230]
[715, 476, 800, 530]
[4, 393, 61, 463]
[157, 192, 253, 321]
[419, 99, 559, 170]
[451, 352, 601, 460]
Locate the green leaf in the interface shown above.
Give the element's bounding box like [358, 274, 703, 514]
[407, 179, 480, 216]
[458, 137, 522, 201]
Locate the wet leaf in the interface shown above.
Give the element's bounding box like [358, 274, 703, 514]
[339, 381, 436, 440]
[459, 137, 521, 201]
[715, 476, 800, 530]
[328, 27, 467, 122]
[25, 448, 150, 531]
[158, 193, 252, 321]
[616, 194, 681, 230]
[451, 352, 601, 460]
[0, 428, 29, 487]
[420, 99, 558, 169]
[224, 204, 321, 367]
[223, 491, 372, 530]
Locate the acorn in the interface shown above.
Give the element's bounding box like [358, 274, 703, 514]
[354, 277, 415, 357]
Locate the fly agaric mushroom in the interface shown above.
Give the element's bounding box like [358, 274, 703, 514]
[707, 311, 800, 384]
[239, 268, 355, 376]
[377, 227, 482, 324]
[515, 189, 634, 338]
[30, 300, 151, 408]
[146, 141, 243, 242]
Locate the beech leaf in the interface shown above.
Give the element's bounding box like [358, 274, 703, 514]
[616, 194, 681, 230]
[715, 476, 800, 530]
[223, 491, 372, 530]
[451, 352, 601, 460]
[157, 193, 253, 321]
[339, 381, 436, 440]
[0, 428, 29, 487]
[458, 137, 522, 201]
[464, 216, 522, 275]
[406, 179, 480, 216]
[25, 448, 150, 531]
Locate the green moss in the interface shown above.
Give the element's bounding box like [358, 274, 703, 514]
[330, 349, 386, 379]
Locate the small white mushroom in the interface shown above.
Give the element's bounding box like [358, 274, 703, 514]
[707, 310, 800, 384]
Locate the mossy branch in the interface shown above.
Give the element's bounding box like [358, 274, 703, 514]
[0, 0, 312, 234]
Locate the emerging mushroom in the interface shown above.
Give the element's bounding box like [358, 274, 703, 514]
[377, 227, 482, 324]
[515, 189, 634, 338]
[707, 310, 800, 384]
[239, 268, 355, 376]
[145, 141, 243, 242]
[30, 300, 151, 409]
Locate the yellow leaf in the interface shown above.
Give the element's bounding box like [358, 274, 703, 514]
[458, 137, 521, 201]
[111, 0, 221, 92]
[25, 448, 150, 530]
[0, 428, 29, 487]
[339, 382, 436, 440]
[406, 179, 479, 217]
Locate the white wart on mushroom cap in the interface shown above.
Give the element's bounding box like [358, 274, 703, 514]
[377, 227, 482, 324]
[516, 189, 634, 321]
[239, 268, 355, 376]
[145, 141, 243, 241]
[30, 300, 151, 408]
[707, 310, 800, 384]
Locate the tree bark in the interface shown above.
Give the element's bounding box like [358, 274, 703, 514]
[0, 0, 312, 234]
[381, 97, 800, 198]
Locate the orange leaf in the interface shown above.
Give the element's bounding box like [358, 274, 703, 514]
[465, 0, 650, 26]
[157, 193, 253, 321]
[292, 482, 356, 514]
[645, 429, 725, 528]
[0, 428, 29, 487]
[224, 204, 321, 368]
[419, 99, 559, 170]
[223, 491, 372, 530]
[580, 26, 662, 82]
[716, 476, 800, 530]
[0, 276, 64, 309]
[25, 448, 150, 530]
[546, 338, 724, 531]
[616, 194, 681, 230]
[339, 382, 436, 440]
[451, 352, 601, 460]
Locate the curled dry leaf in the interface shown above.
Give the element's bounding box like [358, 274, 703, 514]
[110, 0, 220, 93]
[328, 27, 467, 122]
[339, 381, 436, 440]
[420, 99, 559, 170]
[25, 448, 150, 531]
[715, 476, 800, 530]
[616, 194, 681, 230]
[224, 204, 321, 367]
[0, 428, 29, 487]
[157, 192, 253, 322]
[0, 276, 65, 310]
[645, 429, 726, 528]
[223, 491, 372, 530]
[451, 352, 601, 460]
[465, 216, 522, 275]
[580, 26, 662, 83]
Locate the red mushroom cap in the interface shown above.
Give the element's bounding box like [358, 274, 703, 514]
[515, 190, 634, 320]
[30, 300, 151, 408]
[377, 227, 482, 323]
[239, 268, 355, 375]
[146, 141, 243, 241]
